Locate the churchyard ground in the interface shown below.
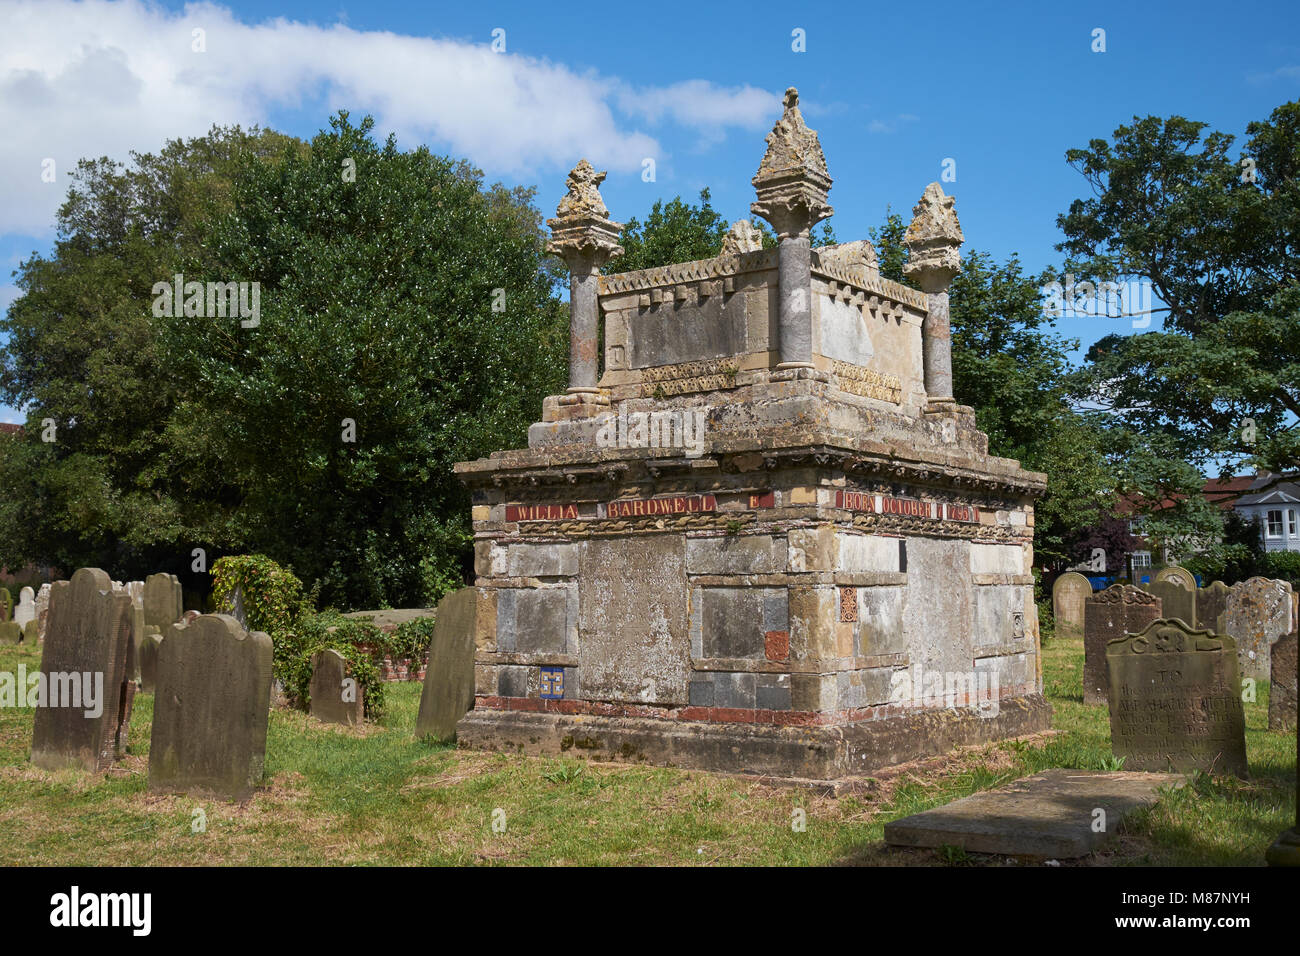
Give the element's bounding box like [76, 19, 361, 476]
[1, 627, 1292, 866]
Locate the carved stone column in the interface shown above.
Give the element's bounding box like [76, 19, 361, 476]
[903, 182, 964, 411]
[751, 88, 832, 375]
[546, 160, 623, 410]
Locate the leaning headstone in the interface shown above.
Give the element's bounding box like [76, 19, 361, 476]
[143, 572, 183, 631]
[30, 568, 134, 772]
[1269, 629, 1297, 732]
[13, 586, 35, 628]
[1107, 618, 1248, 778]
[1051, 572, 1092, 640]
[1084, 585, 1161, 705]
[1146, 579, 1196, 628]
[415, 587, 477, 741]
[1196, 581, 1232, 636]
[1219, 577, 1295, 681]
[1155, 566, 1197, 591]
[148, 614, 273, 801]
[310, 649, 364, 726]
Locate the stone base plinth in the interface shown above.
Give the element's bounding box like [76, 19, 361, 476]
[455, 693, 1051, 781]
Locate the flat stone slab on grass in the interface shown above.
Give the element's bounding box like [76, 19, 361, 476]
[883, 769, 1184, 859]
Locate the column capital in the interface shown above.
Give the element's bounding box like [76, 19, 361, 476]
[902, 182, 964, 293]
[750, 88, 833, 240]
[546, 159, 624, 271]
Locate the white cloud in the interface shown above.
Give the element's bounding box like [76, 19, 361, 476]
[0, 0, 779, 236]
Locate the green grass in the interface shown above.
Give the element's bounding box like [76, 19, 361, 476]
[0, 630, 1293, 866]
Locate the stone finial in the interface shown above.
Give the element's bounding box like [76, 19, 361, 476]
[750, 87, 833, 240]
[816, 240, 879, 283]
[720, 219, 764, 255]
[902, 182, 964, 292]
[547, 159, 624, 269]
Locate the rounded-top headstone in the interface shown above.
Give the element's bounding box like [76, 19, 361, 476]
[1155, 566, 1196, 591]
[1051, 572, 1092, 640]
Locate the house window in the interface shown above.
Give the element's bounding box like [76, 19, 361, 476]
[1267, 510, 1284, 537]
[1290, 510, 1298, 537]
[1131, 552, 1152, 568]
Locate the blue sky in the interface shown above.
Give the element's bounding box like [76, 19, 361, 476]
[2, 0, 1298, 424]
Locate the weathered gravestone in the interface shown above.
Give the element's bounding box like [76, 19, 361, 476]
[14, 586, 36, 629]
[1269, 629, 1297, 732]
[1155, 566, 1197, 591]
[415, 587, 478, 741]
[0, 621, 20, 644]
[310, 649, 363, 725]
[34, 583, 51, 640]
[1084, 585, 1161, 705]
[30, 568, 134, 772]
[1196, 581, 1232, 637]
[1106, 618, 1248, 778]
[22, 620, 38, 644]
[1218, 576, 1295, 681]
[148, 614, 273, 801]
[1145, 579, 1196, 628]
[138, 626, 163, 693]
[143, 572, 182, 631]
[0, 586, 11, 622]
[1051, 572, 1092, 640]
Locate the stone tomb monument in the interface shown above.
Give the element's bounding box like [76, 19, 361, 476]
[1106, 618, 1247, 778]
[310, 648, 364, 725]
[30, 568, 135, 772]
[1051, 571, 1091, 640]
[1218, 576, 1294, 681]
[451, 89, 1051, 780]
[148, 614, 273, 800]
[1083, 584, 1161, 706]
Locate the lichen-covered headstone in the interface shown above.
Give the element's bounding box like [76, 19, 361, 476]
[1106, 618, 1247, 778]
[1269, 627, 1297, 732]
[416, 587, 477, 741]
[1052, 572, 1092, 640]
[35, 583, 52, 640]
[30, 568, 134, 772]
[1146, 579, 1196, 628]
[0, 621, 20, 644]
[310, 649, 363, 726]
[22, 619, 38, 644]
[148, 614, 273, 801]
[1219, 577, 1295, 681]
[1083, 584, 1161, 705]
[14, 587, 35, 628]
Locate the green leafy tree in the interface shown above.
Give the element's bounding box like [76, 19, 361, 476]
[1058, 102, 1300, 482]
[164, 112, 567, 608]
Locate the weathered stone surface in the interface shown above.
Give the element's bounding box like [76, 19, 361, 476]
[883, 769, 1184, 858]
[22, 619, 38, 644]
[143, 572, 182, 631]
[1051, 571, 1091, 640]
[1219, 576, 1295, 681]
[148, 614, 273, 800]
[0, 621, 20, 644]
[310, 649, 363, 726]
[1106, 618, 1247, 778]
[1269, 630, 1297, 732]
[138, 626, 162, 693]
[30, 568, 133, 772]
[1084, 585, 1161, 705]
[1156, 566, 1197, 590]
[35, 582, 51, 640]
[415, 587, 478, 741]
[1146, 579, 1196, 628]
[13, 586, 36, 628]
[1196, 581, 1231, 636]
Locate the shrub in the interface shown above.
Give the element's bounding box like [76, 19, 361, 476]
[280, 611, 387, 719]
[1263, 551, 1300, 590]
[211, 554, 309, 636]
[387, 615, 437, 667]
